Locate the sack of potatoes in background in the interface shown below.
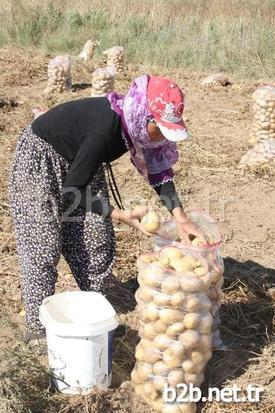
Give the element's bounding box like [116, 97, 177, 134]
[44, 55, 72, 94]
[239, 138, 275, 168]
[79, 39, 97, 63]
[199, 72, 231, 87]
[251, 85, 275, 145]
[103, 46, 124, 74]
[131, 247, 213, 413]
[153, 211, 225, 350]
[90, 67, 115, 97]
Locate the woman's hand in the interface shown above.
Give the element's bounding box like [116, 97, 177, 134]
[176, 219, 207, 245]
[172, 207, 207, 245]
[111, 206, 152, 235]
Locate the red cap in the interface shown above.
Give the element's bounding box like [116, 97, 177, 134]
[147, 76, 188, 142]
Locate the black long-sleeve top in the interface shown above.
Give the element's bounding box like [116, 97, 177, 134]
[31, 97, 182, 216]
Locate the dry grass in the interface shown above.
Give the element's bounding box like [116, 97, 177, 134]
[0, 1, 275, 77]
[1, 0, 275, 20]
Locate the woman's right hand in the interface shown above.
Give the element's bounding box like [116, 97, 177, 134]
[111, 207, 152, 235]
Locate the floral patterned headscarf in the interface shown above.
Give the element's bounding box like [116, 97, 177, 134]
[107, 75, 179, 186]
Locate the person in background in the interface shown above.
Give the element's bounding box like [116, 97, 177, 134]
[9, 75, 206, 344]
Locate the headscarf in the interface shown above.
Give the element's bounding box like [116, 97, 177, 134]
[107, 75, 179, 186]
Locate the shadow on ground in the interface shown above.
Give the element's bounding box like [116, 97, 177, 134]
[71, 82, 93, 91]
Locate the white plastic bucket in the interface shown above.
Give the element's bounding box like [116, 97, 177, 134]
[39, 291, 119, 394]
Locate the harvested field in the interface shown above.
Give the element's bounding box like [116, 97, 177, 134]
[0, 46, 274, 413]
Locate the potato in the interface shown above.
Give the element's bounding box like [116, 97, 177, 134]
[199, 314, 213, 334]
[190, 350, 205, 364]
[143, 382, 158, 400]
[134, 384, 144, 395]
[153, 361, 170, 376]
[159, 308, 183, 324]
[185, 372, 205, 385]
[138, 286, 154, 302]
[144, 347, 161, 364]
[152, 265, 169, 282]
[153, 334, 172, 350]
[170, 258, 193, 273]
[179, 330, 200, 349]
[139, 254, 154, 264]
[139, 310, 150, 324]
[184, 313, 200, 329]
[171, 291, 186, 307]
[168, 369, 185, 387]
[163, 348, 183, 368]
[145, 303, 159, 321]
[158, 256, 170, 266]
[142, 268, 161, 288]
[162, 247, 183, 260]
[154, 319, 168, 334]
[191, 238, 204, 247]
[170, 341, 185, 358]
[185, 295, 201, 312]
[143, 322, 158, 338]
[141, 211, 161, 233]
[131, 368, 143, 384]
[140, 337, 152, 347]
[194, 266, 206, 276]
[135, 344, 145, 361]
[181, 359, 196, 373]
[162, 276, 180, 294]
[137, 362, 153, 380]
[184, 373, 200, 385]
[153, 375, 167, 391]
[182, 255, 198, 268]
[193, 361, 205, 374]
[152, 260, 166, 269]
[166, 322, 185, 337]
[154, 292, 171, 306]
[180, 275, 204, 293]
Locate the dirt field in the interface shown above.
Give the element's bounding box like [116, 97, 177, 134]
[0, 47, 274, 413]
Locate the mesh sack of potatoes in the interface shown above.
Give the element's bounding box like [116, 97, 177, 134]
[131, 247, 213, 413]
[103, 46, 124, 73]
[79, 39, 97, 63]
[153, 211, 224, 350]
[199, 72, 231, 87]
[90, 67, 115, 97]
[45, 55, 71, 94]
[240, 138, 275, 168]
[251, 85, 275, 144]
